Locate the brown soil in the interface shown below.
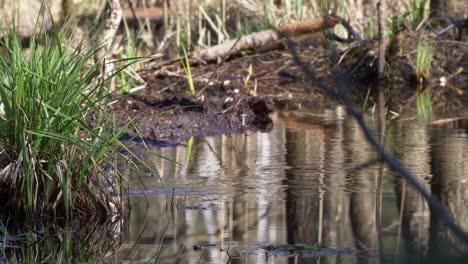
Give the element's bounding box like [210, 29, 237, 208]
[108, 31, 467, 145]
[109, 41, 340, 145]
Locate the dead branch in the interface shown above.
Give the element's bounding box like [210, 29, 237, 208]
[275, 15, 340, 37]
[195, 15, 340, 63]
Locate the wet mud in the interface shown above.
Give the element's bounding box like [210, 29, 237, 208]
[109, 44, 338, 144]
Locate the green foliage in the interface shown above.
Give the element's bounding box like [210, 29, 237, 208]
[410, 0, 428, 27]
[334, 0, 348, 38]
[365, 3, 377, 39]
[416, 38, 433, 80]
[233, 0, 274, 36]
[243, 64, 254, 94]
[116, 28, 141, 93]
[235, 14, 258, 36]
[415, 38, 434, 121]
[0, 21, 128, 216]
[181, 47, 195, 95]
[387, 12, 410, 37]
[261, 1, 274, 30]
[235, 10, 273, 36]
[292, 0, 303, 20]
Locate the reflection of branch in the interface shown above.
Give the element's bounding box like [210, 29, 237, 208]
[348, 158, 381, 174]
[376, 163, 385, 261]
[280, 34, 468, 245]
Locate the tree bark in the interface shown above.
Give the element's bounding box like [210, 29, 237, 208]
[377, 0, 387, 141]
[94, 0, 123, 92]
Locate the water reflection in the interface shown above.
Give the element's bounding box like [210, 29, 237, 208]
[118, 109, 468, 263]
[2, 217, 121, 263]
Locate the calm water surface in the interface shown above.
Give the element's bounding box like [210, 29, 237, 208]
[117, 108, 468, 263]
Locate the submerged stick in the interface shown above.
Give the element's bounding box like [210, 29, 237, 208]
[195, 15, 340, 62]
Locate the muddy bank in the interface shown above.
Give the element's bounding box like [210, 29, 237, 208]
[109, 31, 467, 145]
[109, 79, 276, 145]
[109, 43, 338, 144]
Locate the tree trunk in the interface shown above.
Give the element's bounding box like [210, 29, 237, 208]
[94, 0, 123, 92]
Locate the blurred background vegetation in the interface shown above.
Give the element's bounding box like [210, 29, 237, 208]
[1, 0, 465, 60]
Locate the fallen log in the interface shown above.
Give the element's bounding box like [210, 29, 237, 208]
[195, 15, 340, 63]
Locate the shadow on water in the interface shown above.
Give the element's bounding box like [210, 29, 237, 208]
[116, 108, 468, 263]
[3, 108, 468, 263]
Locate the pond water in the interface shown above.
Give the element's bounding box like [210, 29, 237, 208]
[116, 107, 468, 263]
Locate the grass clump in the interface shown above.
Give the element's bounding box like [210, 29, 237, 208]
[0, 23, 128, 217]
[415, 38, 433, 81]
[414, 38, 433, 120]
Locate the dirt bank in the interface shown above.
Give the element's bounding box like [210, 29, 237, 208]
[108, 30, 467, 145]
[109, 42, 338, 145]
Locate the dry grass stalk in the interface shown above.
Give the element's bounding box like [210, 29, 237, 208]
[198, 5, 227, 44]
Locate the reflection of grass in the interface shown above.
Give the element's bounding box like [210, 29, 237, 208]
[7, 219, 120, 262]
[362, 86, 372, 113]
[185, 136, 194, 167]
[416, 88, 432, 121]
[416, 39, 433, 81]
